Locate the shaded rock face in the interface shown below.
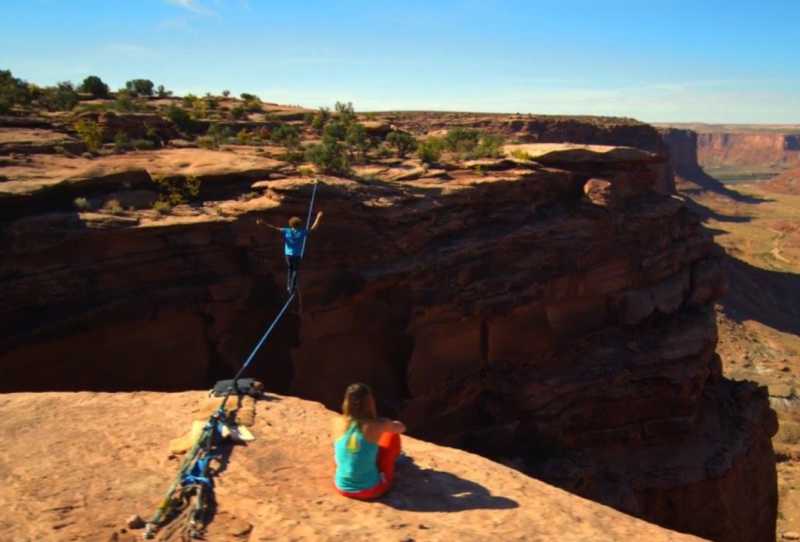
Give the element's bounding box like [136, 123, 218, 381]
[77, 111, 180, 143]
[659, 128, 702, 177]
[0, 142, 776, 539]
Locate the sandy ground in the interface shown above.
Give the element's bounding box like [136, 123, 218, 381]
[0, 391, 703, 542]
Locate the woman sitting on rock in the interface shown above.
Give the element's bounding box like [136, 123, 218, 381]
[332, 383, 406, 499]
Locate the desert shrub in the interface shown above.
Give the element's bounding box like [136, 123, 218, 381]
[196, 136, 216, 149]
[444, 127, 480, 154]
[303, 111, 315, 125]
[152, 200, 172, 214]
[222, 90, 231, 98]
[79, 75, 109, 98]
[472, 133, 506, 159]
[345, 122, 371, 162]
[238, 191, 260, 201]
[156, 85, 172, 98]
[167, 105, 196, 133]
[322, 117, 347, 141]
[237, 129, 254, 145]
[334, 101, 356, 124]
[74, 119, 103, 152]
[73, 197, 91, 211]
[297, 165, 315, 177]
[103, 198, 124, 214]
[114, 91, 133, 110]
[144, 124, 163, 147]
[0, 69, 32, 113]
[303, 100, 373, 173]
[113, 90, 141, 112]
[243, 98, 263, 113]
[510, 148, 531, 160]
[182, 94, 198, 108]
[386, 131, 417, 158]
[271, 124, 300, 148]
[132, 138, 156, 150]
[153, 175, 202, 206]
[230, 105, 247, 120]
[207, 124, 232, 146]
[374, 144, 393, 159]
[40, 81, 79, 111]
[310, 107, 331, 132]
[125, 79, 154, 96]
[204, 93, 218, 109]
[113, 131, 130, 151]
[417, 136, 445, 163]
[192, 99, 209, 119]
[282, 148, 306, 165]
[240, 92, 259, 101]
[305, 138, 350, 176]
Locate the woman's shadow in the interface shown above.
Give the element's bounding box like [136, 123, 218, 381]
[378, 457, 519, 512]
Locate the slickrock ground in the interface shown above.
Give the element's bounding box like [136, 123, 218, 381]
[0, 392, 705, 542]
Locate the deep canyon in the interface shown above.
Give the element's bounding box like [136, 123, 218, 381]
[0, 106, 784, 541]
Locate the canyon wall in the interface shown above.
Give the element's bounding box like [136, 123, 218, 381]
[697, 132, 800, 170]
[0, 114, 775, 541]
[658, 128, 701, 176]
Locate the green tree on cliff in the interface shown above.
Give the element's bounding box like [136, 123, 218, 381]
[79, 76, 110, 98]
[0, 69, 31, 113]
[125, 79, 155, 97]
[386, 131, 417, 158]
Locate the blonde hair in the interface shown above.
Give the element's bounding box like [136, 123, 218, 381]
[341, 383, 377, 452]
[288, 216, 303, 228]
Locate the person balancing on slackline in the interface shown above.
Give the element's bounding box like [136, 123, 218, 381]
[257, 210, 323, 294]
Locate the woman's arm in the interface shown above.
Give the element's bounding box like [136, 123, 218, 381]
[378, 418, 406, 434]
[310, 211, 323, 231]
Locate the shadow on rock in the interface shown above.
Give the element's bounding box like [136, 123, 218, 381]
[677, 165, 771, 205]
[380, 459, 519, 512]
[719, 252, 800, 335]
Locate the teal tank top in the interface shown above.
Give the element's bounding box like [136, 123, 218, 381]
[334, 422, 380, 492]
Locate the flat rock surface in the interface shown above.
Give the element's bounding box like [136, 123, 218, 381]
[504, 143, 656, 163]
[0, 127, 72, 145]
[0, 147, 283, 196]
[0, 392, 704, 542]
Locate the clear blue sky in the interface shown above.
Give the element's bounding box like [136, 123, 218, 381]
[3, 0, 799, 123]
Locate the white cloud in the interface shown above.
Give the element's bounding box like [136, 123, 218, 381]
[165, 0, 214, 15]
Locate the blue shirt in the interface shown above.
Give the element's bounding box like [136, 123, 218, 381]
[281, 227, 308, 256]
[334, 422, 380, 492]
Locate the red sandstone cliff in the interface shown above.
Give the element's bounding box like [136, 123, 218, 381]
[0, 114, 776, 541]
[656, 123, 800, 174]
[698, 132, 800, 170]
